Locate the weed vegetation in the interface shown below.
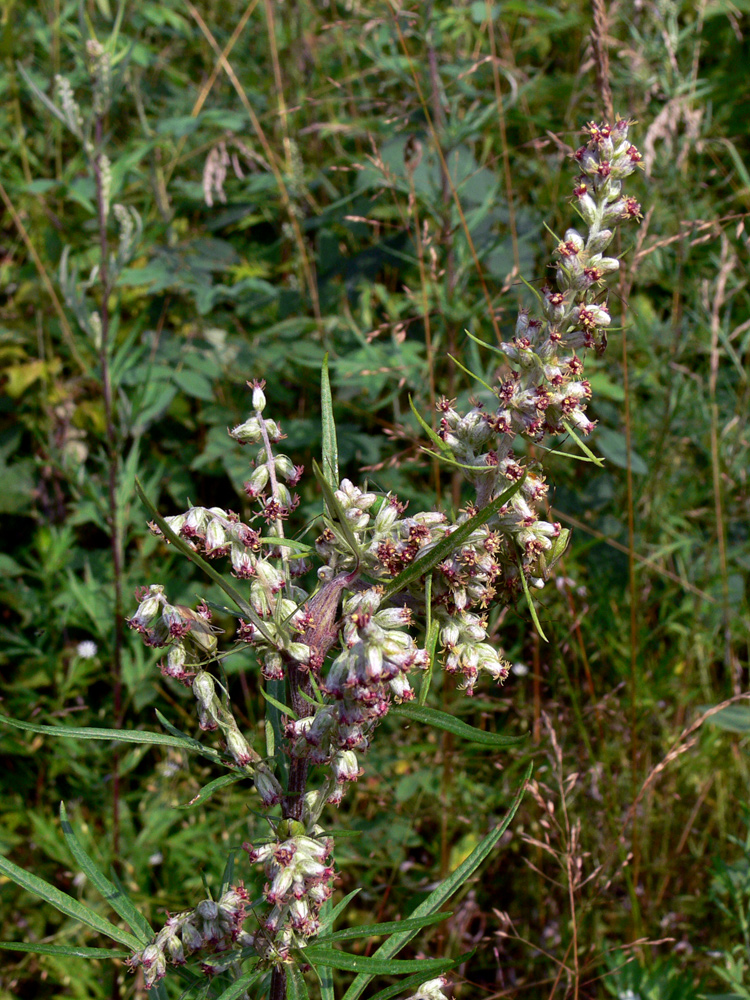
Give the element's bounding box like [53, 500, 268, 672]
[0, 2, 749, 999]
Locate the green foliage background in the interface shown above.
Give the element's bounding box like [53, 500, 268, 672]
[1, 0, 749, 997]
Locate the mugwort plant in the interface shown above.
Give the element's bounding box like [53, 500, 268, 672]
[0, 85, 644, 1000]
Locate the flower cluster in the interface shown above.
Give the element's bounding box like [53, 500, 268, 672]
[286, 587, 429, 802]
[127, 583, 219, 684]
[242, 823, 334, 964]
[128, 885, 252, 989]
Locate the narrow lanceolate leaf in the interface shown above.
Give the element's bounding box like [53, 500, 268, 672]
[59, 803, 152, 945]
[180, 772, 247, 808]
[447, 354, 495, 394]
[562, 421, 605, 466]
[0, 854, 143, 951]
[341, 762, 532, 1000]
[0, 942, 128, 959]
[303, 948, 451, 975]
[260, 686, 297, 720]
[518, 561, 549, 643]
[392, 704, 527, 748]
[364, 962, 469, 1000]
[319, 912, 448, 944]
[317, 889, 362, 936]
[383, 476, 525, 599]
[287, 963, 311, 1000]
[312, 459, 363, 561]
[321, 353, 339, 490]
[0, 714, 219, 762]
[212, 968, 265, 1000]
[134, 477, 274, 643]
[408, 395, 451, 454]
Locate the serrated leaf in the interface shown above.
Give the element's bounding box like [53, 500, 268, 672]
[321, 353, 339, 490]
[59, 803, 152, 944]
[383, 476, 525, 599]
[0, 854, 143, 950]
[341, 762, 532, 1000]
[392, 704, 526, 747]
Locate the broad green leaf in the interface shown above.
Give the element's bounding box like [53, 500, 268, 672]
[383, 476, 525, 599]
[59, 802, 152, 944]
[341, 762, 532, 1000]
[134, 478, 274, 643]
[392, 704, 527, 747]
[703, 704, 750, 734]
[320, 912, 448, 943]
[0, 714, 220, 761]
[303, 947, 451, 975]
[0, 941, 128, 959]
[321, 353, 339, 490]
[0, 854, 143, 950]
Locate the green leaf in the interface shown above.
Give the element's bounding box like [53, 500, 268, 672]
[0, 854, 143, 951]
[179, 772, 247, 808]
[287, 964, 311, 1000]
[408, 395, 450, 454]
[341, 762, 532, 1000]
[212, 968, 265, 1000]
[392, 704, 527, 747]
[260, 686, 297, 720]
[311, 459, 363, 562]
[418, 575, 437, 706]
[0, 941, 128, 959]
[447, 353, 495, 394]
[364, 965, 460, 1000]
[321, 353, 339, 490]
[518, 561, 548, 643]
[0, 714, 220, 761]
[317, 889, 362, 935]
[59, 802, 152, 944]
[561, 421, 605, 467]
[383, 476, 525, 599]
[134, 477, 274, 643]
[303, 947, 451, 975]
[320, 912, 448, 943]
[703, 704, 750, 734]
